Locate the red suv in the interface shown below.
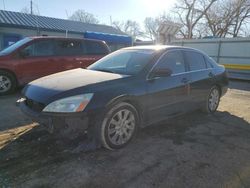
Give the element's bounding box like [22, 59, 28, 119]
[0, 36, 110, 95]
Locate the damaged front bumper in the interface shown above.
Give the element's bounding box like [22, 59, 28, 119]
[17, 99, 89, 137]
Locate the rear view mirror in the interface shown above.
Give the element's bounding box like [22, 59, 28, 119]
[152, 68, 172, 78]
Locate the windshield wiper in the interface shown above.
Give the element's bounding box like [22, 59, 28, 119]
[95, 69, 115, 73]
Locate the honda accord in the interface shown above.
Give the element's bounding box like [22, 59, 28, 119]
[18, 46, 228, 150]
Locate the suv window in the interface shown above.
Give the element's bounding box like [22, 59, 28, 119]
[23, 40, 54, 57]
[85, 40, 108, 55]
[55, 40, 83, 56]
[184, 51, 207, 71]
[154, 50, 186, 74]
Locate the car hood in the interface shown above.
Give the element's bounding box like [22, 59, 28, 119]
[23, 68, 128, 104]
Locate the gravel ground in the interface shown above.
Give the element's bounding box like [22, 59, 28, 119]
[0, 80, 249, 188]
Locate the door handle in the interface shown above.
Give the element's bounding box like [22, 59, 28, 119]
[181, 78, 189, 83]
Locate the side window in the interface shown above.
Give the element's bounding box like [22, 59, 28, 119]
[55, 40, 83, 56]
[205, 56, 214, 68]
[154, 50, 186, 74]
[184, 51, 207, 71]
[23, 40, 54, 57]
[85, 41, 109, 55]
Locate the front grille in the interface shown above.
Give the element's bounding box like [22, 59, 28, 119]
[25, 98, 45, 112]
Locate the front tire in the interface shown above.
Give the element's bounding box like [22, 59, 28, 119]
[100, 102, 139, 150]
[202, 86, 221, 113]
[0, 70, 17, 95]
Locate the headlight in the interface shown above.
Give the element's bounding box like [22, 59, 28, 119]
[43, 93, 93, 113]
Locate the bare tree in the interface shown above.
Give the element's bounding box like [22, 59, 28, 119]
[144, 13, 175, 40]
[144, 17, 159, 40]
[21, 7, 39, 15]
[112, 20, 144, 39]
[231, 0, 250, 37]
[173, 0, 217, 38]
[69, 10, 99, 24]
[203, 0, 250, 37]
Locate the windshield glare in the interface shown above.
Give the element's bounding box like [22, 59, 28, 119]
[0, 37, 32, 55]
[88, 49, 156, 75]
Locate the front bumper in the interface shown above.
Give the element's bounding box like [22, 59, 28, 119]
[18, 100, 89, 136]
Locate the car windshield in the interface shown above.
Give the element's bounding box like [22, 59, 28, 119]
[0, 37, 32, 55]
[88, 49, 156, 75]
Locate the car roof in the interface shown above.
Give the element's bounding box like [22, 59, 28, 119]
[123, 45, 171, 51]
[27, 36, 105, 43]
[122, 45, 206, 54]
[123, 45, 195, 51]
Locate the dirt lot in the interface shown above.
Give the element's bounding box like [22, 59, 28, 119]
[0, 80, 250, 188]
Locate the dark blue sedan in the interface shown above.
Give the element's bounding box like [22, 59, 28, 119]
[18, 46, 228, 150]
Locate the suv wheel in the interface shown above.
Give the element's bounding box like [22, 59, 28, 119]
[0, 70, 17, 95]
[100, 102, 139, 150]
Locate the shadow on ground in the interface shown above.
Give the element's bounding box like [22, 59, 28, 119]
[1, 110, 250, 188]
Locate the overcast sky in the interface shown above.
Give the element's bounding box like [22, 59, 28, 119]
[1, 0, 176, 26]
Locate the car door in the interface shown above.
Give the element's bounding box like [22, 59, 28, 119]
[146, 50, 191, 123]
[183, 50, 215, 106]
[18, 39, 60, 83]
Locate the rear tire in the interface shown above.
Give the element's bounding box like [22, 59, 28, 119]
[0, 70, 17, 95]
[99, 102, 139, 150]
[202, 86, 220, 113]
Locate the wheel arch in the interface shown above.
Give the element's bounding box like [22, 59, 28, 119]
[105, 95, 144, 126]
[0, 68, 18, 85]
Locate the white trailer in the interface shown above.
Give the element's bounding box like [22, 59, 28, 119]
[171, 37, 250, 80]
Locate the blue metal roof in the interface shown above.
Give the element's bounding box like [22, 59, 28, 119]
[0, 10, 125, 35]
[84, 32, 132, 44]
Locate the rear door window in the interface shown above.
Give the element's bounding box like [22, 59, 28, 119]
[205, 56, 215, 68]
[154, 50, 186, 74]
[55, 40, 84, 56]
[184, 51, 207, 71]
[85, 40, 109, 55]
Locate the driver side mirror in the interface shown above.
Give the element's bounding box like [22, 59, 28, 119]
[151, 68, 172, 78]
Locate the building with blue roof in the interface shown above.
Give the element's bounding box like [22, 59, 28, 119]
[0, 10, 132, 51]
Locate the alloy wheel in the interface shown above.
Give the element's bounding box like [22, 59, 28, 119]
[208, 88, 220, 112]
[107, 109, 136, 146]
[0, 75, 11, 93]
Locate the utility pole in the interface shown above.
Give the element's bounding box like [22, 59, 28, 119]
[30, 0, 33, 15]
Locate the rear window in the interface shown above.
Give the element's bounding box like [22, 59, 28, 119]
[184, 51, 207, 71]
[85, 40, 109, 55]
